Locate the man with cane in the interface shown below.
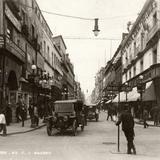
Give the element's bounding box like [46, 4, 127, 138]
[116, 105, 136, 154]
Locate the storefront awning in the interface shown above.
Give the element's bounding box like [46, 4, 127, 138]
[112, 92, 127, 103]
[127, 87, 139, 102]
[112, 81, 156, 103]
[105, 100, 112, 104]
[142, 81, 156, 101]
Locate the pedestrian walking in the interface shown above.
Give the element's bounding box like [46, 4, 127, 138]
[19, 103, 27, 127]
[16, 103, 21, 123]
[83, 105, 88, 126]
[28, 103, 34, 127]
[34, 105, 39, 127]
[5, 103, 12, 126]
[116, 106, 136, 154]
[0, 109, 7, 136]
[143, 109, 149, 128]
[106, 103, 113, 121]
[151, 105, 159, 126]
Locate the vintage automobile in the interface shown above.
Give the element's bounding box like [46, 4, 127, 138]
[87, 104, 99, 122]
[46, 99, 85, 136]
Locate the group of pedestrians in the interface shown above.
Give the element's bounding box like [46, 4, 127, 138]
[28, 103, 39, 128]
[150, 105, 160, 126]
[16, 100, 27, 127]
[106, 102, 117, 121]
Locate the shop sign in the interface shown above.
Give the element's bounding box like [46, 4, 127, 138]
[5, 5, 21, 32]
[106, 85, 119, 91]
[143, 71, 153, 82]
[121, 85, 132, 92]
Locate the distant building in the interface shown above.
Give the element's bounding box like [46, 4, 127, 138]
[53, 36, 75, 100]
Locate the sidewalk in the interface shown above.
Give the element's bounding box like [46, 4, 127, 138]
[3, 118, 46, 136]
[134, 118, 160, 127]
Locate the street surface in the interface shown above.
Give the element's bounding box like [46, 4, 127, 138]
[0, 112, 160, 160]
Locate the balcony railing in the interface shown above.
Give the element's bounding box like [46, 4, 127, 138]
[0, 35, 4, 48]
[146, 22, 159, 43]
[0, 35, 25, 63]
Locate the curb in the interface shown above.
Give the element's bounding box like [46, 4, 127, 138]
[135, 121, 160, 127]
[5, 124, 46, 136]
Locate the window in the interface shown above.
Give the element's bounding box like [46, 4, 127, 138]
[133, 66, 136, 76]
[125, 53, 128, 66]
[52, 52, 53, 66]
[134, 42, 136, 56]
[153, 12, 157, 26]
[31, 25, 35, 39]
[141, 32, 144, 51]
[125, 73, 128, 82]
[129, 70, 131, 79]
[44, 41, 46, 55]
[22, 10, 26, 25]
[25, 43, 27, 52]
[140, 59, 144, 72]
[153, 49, 157, 64]
[35, 7, 37, 14]
[47, 46, 49, 60]
[32, 0, 34, 8]
[7, 20, 13, 40]
[17, 39, 20, 47]
[54, 55, 56, 65]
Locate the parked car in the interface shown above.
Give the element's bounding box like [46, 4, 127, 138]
[46, 99, 85, 136]
[87, 104, 99, 122]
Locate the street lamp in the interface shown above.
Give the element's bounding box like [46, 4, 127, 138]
[124, 82, 128, 102]
[62, 87, 69, 100]
[28, 64, 38, 128]
[137, 75, 146, 120]
[31, 64, 37, 105]
[93, 18, 100, 36]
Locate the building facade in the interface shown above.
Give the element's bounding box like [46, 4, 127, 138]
[53, 35, 75, 100]
[0, 0, 76, 121]
[121, 0, 160, 106]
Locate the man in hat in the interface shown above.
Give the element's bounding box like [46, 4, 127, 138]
[116, 105, 136, 154]
[0, 108, 7, 136]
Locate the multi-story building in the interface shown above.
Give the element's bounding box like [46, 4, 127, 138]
[0, 0, 75, 121]
[53, 35, 75, 100]
[121, 0, 159, 107]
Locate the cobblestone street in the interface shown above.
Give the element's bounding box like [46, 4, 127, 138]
[0, 112, 160, 160]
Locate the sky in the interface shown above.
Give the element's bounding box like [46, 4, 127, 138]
[36, 0, 146, 96]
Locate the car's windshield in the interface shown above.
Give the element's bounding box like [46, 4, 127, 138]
[54, 103, 74, 113]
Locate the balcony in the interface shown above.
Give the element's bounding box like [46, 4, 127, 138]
[6, 0, 21, 20]
[146, 22, 159, 44]
[0, 35, 4, 48]
[4, 35, 25, 63]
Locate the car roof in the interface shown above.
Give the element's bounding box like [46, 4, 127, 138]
[54, 99, 83, 104]
[86, 104, 97, 107]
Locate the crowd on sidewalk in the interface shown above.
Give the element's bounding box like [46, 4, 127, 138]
[0, 98, 54, 136]
[104, 102, 160, 128]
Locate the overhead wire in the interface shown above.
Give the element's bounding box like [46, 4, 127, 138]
[11, 1, 137, 21]
[63, 37, 121, 40]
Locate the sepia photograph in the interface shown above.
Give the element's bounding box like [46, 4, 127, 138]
[0, 0, 160, 159]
